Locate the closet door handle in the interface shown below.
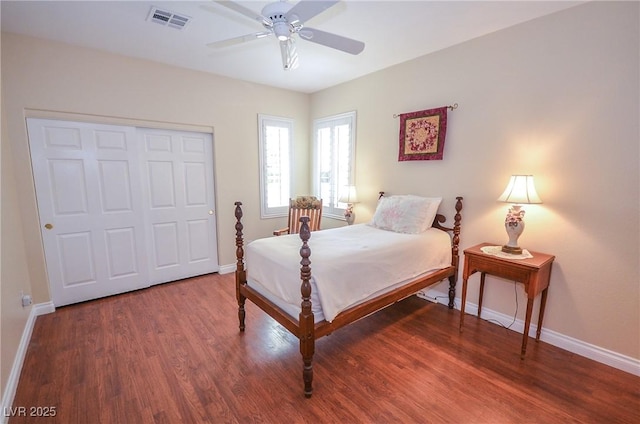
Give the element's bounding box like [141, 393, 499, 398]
[44, 223, 53, 230]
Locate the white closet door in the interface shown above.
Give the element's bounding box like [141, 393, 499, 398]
[138, 128, 218, 285]
[28, 119, 219, 306]
[27, 119, 150, 306]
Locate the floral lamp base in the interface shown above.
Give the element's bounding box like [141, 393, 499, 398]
[502, 221, 524, 255]
[502, 206, 525, 254]
[344, 204, 355, 225]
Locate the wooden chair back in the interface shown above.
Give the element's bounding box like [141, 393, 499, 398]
[274, 196, 323, 236]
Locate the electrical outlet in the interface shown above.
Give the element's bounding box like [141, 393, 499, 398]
[21, 292, 32, 307]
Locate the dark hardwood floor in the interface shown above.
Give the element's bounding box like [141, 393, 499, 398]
[10, 273, 640, 423]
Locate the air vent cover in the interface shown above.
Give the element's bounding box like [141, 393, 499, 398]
[147, 6, 191, 30]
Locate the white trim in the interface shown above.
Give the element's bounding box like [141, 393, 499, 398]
[418, 288, 640, 377]
[258, 114, 294, 219]
[312, 111, 357, 219]
[24, 108, 214, 134]
[218, 263, 237, 275]
[1, 302, 55, 423]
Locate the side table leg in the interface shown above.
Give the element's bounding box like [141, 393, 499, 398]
[536, 288, 549, 341]
[459, 277, 469, 332]
[521, 297, 535, 359]
[478, 272, 486, 318]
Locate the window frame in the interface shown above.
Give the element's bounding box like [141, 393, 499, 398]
[258, 114, 294, 219]
[312, 111, 357, 220]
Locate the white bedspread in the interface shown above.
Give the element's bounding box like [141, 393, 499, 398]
[246, 224, 452, 322]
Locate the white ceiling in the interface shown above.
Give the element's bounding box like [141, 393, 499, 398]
[1, 1, 583, 93]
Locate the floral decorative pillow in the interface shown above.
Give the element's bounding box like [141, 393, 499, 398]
[370, 195, 442, 234]
[293, 196, 321, 209]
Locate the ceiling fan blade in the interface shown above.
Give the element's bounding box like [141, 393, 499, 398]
[285, 0, 339, 25]
[209, 1, 271, 27]
[299, 27, 365, 55]
[207, 31, 272, 49]
[280, 38, 299, 70]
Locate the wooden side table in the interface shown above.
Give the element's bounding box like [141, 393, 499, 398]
[459, 242, 555, 358]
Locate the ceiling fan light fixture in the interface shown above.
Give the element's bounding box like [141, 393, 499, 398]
[280, 38, 299, 70]
[273, 22, 290, 41]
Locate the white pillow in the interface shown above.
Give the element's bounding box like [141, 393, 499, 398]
[370, 195, 442, 234]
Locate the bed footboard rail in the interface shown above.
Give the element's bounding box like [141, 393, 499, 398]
[233, 204, 316, 397]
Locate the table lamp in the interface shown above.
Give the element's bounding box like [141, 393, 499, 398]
[497, 175, 542, 254]
[339, 185, 359, 225]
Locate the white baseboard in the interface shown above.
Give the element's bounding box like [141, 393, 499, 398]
[417, 288, 640, 377]
[218, 263, 236, 275]
[1, 302, 55, 424]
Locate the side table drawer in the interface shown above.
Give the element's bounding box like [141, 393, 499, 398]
[468, 256, 530, 282]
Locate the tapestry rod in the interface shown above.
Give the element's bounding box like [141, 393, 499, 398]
[393, 103, 458, 118]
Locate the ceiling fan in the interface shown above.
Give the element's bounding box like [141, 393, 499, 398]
[203, 0, 365, 70]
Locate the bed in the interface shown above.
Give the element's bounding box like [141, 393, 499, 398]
[233, 194, 463, 397]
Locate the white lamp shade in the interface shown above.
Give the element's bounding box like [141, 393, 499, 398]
[498, 175, 542, 204]
[339, 185, 358, 204]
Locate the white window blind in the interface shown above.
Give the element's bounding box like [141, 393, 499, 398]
[313, 111, 356, 219]
[258, 114, 293, 218]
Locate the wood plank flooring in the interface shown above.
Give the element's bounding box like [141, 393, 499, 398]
[9, 273, 640, 423]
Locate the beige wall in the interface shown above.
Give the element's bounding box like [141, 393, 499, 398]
[1, 74, 35, 398]
[311, 1, 639, 359]
[0, 32, 311, 396]
[1, 1, 638, 400]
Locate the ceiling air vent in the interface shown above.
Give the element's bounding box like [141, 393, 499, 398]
[147, 6, 191, 30]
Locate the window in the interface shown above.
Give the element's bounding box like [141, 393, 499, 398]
[258, 114, 293, 218]
[312, 111, 356, 219]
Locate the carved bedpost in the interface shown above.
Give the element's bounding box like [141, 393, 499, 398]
[234, 202, 247, 332]
[298, 216, 315, 398]
[448, 196, 463, 309]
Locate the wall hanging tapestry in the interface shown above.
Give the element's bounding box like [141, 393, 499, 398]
[397, 105, 452, 161]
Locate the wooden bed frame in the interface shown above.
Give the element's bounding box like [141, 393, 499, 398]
[233, 195, 463, 397]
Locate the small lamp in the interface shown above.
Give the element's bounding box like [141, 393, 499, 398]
[497, 175, 542, 254]
[339, 185, 359, 225]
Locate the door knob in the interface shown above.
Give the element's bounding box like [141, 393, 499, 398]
[44, 223, 53, 230]
[208, 210, 214, 215]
